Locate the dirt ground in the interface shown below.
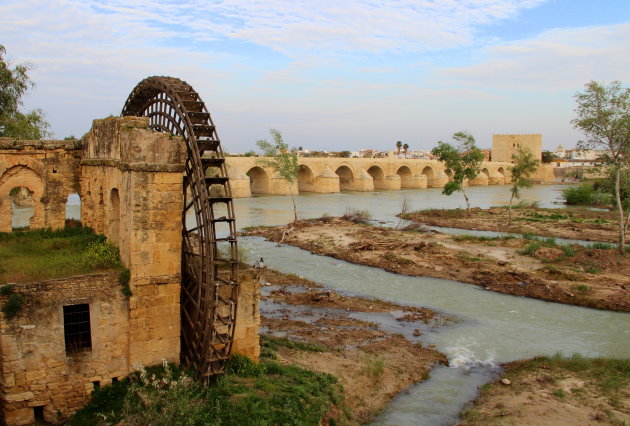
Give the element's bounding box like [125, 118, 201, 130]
[244, 267, 449, 423]
[459, 357, 630, 425]
[401, 206, 626, 243]
[242, 217, 630, 312]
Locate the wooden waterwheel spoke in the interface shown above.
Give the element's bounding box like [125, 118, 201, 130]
[121, 76, 239, 379]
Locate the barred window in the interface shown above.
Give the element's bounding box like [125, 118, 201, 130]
[63, 304, 92, 354]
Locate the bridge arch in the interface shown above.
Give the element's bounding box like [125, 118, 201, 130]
[396, 165, 413, 188]
[246, 166, 271, 194]
[298, 165, 315, 193]
[335, 165, 354, 191]
[367, 165, 386, 189]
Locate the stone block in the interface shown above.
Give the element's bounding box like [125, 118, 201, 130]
[4, 407, 34, 426]
[5, 391, 34, 402]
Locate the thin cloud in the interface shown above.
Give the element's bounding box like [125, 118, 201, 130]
[435, 23, 630, 90]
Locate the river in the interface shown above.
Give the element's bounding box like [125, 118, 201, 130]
[231, 184, 629, 425]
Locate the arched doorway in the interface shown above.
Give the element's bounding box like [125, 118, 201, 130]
[65, 193, 81, 225]
[10, 186, 34, 229]
[335, 165, 354, 191]
[246, 166, 271, 195]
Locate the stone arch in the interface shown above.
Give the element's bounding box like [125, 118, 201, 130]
[65, 193, 81, 223]
[396, 166, 413, 188]
[109, 188, 120, 245]
[470, 168, 489, 186]
[492, 167, 507, 185]
[297, 165, 315, 193]
[335, 165, 354, 191]
[0, 165, 45, 232]
[367, 165, 386, 189]
[421, 166, 435, 180]
[246, 166, 271, 195]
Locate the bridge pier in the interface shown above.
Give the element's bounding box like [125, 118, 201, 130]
[313, 167, 340, 193]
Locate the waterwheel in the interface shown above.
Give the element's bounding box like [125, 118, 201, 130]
[122, 76, 239, 379]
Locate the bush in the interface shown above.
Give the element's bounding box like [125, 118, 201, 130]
[343, 207, 372, 223]
[85, 240, 121, 269]
[562, 184, 608, 205]
[2, 294, 24, 318]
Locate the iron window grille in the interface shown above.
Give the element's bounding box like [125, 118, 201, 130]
[63, 304, 92, 354]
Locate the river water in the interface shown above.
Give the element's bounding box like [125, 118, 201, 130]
[231, 185, 630, 425]
[13, 185, 630, 424]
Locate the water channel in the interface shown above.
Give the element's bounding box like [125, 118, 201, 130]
[231, 184, 630, 425]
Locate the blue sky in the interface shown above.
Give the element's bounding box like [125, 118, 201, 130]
[1, 0, 628, 152]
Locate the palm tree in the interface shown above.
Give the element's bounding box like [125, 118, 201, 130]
[396, 141, 402, 157]
[403, 143, 409, 158]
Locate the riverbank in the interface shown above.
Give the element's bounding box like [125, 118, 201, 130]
[242, 218, 630, 312]
[459, 355, 630, 425]
[400, 205, 625, 243]
[254, 267, 449, 423]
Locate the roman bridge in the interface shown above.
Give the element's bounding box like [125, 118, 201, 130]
[225, 157, 517, 198]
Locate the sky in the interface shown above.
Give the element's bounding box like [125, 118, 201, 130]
[1, 0, 628, 153]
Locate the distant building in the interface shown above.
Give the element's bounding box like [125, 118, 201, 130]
[492, 134, 542, 163]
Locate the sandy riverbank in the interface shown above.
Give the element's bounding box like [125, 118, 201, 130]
[245, 267, 449, 423]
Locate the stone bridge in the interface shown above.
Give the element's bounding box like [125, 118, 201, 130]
[225, 157, 520, 197]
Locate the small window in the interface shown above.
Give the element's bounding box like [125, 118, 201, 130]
[64, 304, 92, 354]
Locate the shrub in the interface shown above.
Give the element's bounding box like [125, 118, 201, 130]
[2, 294, 24, 318]
[119, 269, 132, 297]
[85, 240, 121, 269]
[562, 184, 608, 205]
[343, 207, 372, 223]
[519, 241, 541, 256]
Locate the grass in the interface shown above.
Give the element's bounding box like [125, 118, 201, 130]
[0, 227, 122, 284]
[588, 242, 615, 250]
[343, 207, 372, 224]
[519, 241, 541, 256]
[261, 335, 326, 357]
[71, 354, 345, 425]
[362, 356, 385, 379]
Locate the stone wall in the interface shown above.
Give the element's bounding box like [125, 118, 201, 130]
[0, 139, 81, 232]
[0, 272, 129, 425]
[80, 117, 186, 369]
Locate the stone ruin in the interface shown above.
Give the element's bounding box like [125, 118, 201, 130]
[0, 117, 260, 425]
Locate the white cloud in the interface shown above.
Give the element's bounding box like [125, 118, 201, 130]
[435, 23, 630, 90]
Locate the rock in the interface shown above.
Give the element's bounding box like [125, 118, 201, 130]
[413, 329, 421, 336]
[501, 378, 511, 385]
[434, 266, 443, 272]
[498, 261, 508, 266]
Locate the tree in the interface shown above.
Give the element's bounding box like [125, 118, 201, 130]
[396, 140, 402, 157]
[572, 80, 629, 254]
[0, 44, 50, 139]
[431, 131, 484, 216]
[507, 146, 540, 226]
[541, 150, 559, 164]
[256, 129, 300, 222]
[339, 150, 351, 158]
[403, 143, 409, 158]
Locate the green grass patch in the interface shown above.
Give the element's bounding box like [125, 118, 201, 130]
[0, 227, 122, 284]
[519, 241, 541, 256]
[588, 242, 615, 250]
[71, 355, 345, 426]
[261, 335, 326, 355]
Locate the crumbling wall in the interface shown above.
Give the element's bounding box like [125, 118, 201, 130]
[0, 272, 129, 425]
[0, 140, 81, 232]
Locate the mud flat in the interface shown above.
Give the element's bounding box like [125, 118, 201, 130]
[459, 355, 630, 425]
[242, 218, 630, 312]
[400, 205, 625, 243]
[246, 267, 449, 423]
